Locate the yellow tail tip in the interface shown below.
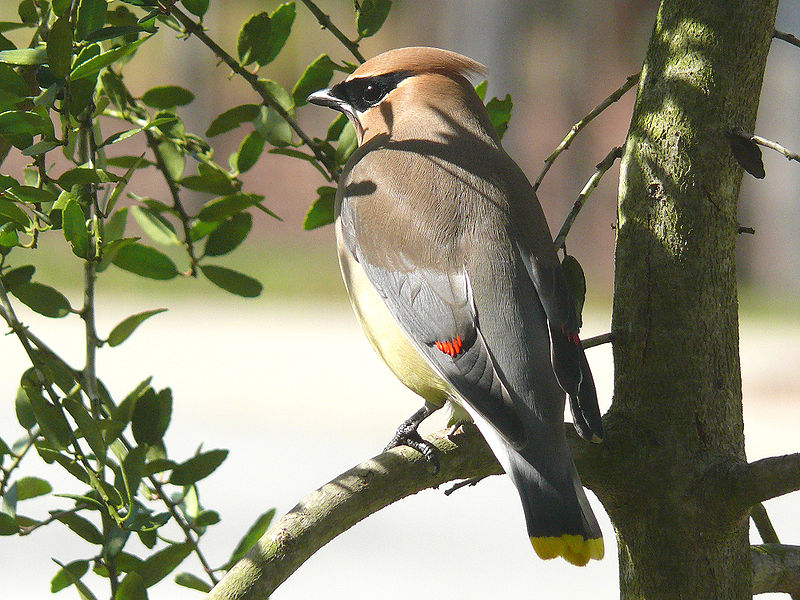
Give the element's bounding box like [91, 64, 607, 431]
[530, 535, 604, 566]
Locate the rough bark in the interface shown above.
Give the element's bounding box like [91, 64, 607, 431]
[606, 1, 778, 598]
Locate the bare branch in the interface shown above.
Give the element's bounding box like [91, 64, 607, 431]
[774, 29, 800, 49]
[553, 146, 623, 251]
[533, 72, 640, 192]
[730, 453, 800, 507]
[752, 544, 800, 596]
[207, 427, 502, 599]
[299, 0, 365, 63]
[751, 502, 780, 544]
[582, 332, 615, 350]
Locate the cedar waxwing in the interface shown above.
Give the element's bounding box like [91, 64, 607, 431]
[308, 47, 604, 566]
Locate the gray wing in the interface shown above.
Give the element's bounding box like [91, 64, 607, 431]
[340, 198, 526, 447]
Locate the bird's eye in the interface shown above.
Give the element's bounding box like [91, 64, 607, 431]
[361, 83, 385, 104]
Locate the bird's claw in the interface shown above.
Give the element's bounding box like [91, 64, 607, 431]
[384, 429, 440, 474]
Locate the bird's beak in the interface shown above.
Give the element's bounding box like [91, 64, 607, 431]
[307, 88, 343, 110]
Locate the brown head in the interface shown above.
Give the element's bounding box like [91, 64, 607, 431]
[307, 47, 496, 145]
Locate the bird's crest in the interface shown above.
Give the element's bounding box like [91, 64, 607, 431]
[348, 47, 487, 81]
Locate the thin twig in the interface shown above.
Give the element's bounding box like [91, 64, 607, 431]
[534, 72, 640, 192]
[738, 225, 755, 235]
[162, 2, 338, 180]
[0, 432, 38, 497]
[774, 29, 800, 49]
[143, 130, 199, 276]
[553, 146, 623, 250]
[299, 0, 365, 63]
[729, 128, 800, 164]
[444, 475, 490, 496]
[582, 332, 615, 350]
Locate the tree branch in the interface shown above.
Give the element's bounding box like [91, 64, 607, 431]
[533, 72, 640, 192]
[298, 0, 365, 63]
[161, 2, 338, 180]
[752, 544, 800, 596]
[729, 453, 800, 508]
[553, 146, 623, 251]
[774, 29, 800, 49]
[207, 427, 502, 599]
[751, 502, 780, 544]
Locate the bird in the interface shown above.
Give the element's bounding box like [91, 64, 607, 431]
[307, 46, 604, 566]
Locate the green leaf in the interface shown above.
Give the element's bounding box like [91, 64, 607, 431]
[85, 24, 149, 44]
[0, 437, 10, 456]
[227, 509, 275, 568]
[561, 254, 586, 328]
[197, 193, 262, 222]
[21, 139, 61, 156]
[121, 445, 146, 504]
[107, 309, 167, 347]
[18, 0, 38, 23]
[46, 17, 73, 78]
[0, 222, 19, 247]
[51, 560, 89, 593]
[356, 0, 392, 38]
[257, 2, 295, 67]
[58, 167, 121, 188]
[57, 512, 103, 544]
[63, 397, 106, 461]
[303, 186, 336, 230]
[63, 198, 90, 258]
[254, 105, 292, 147]
[179, 166, 236, 196]
[205, 103, 259, 137]
[112, 243, 178, 280]
[175, 572, 211, 593]
[76, 0, 108, 41]
[292, 54, 336, 107]
[335, 121, 357, 164]
[0, 512, 17, 535]
[1, 265, 34, 292]
[0, 64, 27, 97]
[237, 12, 271, 67]
[486, 94, 512, 139]
[474, 80, 488, 102]
[181, 0, 209, 18]
[325, 112, 347, 141]
[52, 0, 72, 17]
[139, 543, 193, 587]
[0, 46, 48, 65]
[259, 79, 295, 114]
[4, 185, 58, 204]
[117, 572, 147, 600]
[204, 213, 252, 256]
[235, 131, 265, 173]
[155, 140, 184, 180]
[130, 206, 179, 246]
[170, 449, 228, 486]
[12, 282, 72, 318]
[141, 85, 195, 109]
[194, 509, 220, 527]
[131, 388, 171, 446]
[0, 110, 51, 137]
[201, 265, 262, 297]
[70, 35, 149, 80]
[26, 387, 73, 449]
[16, 386, 36, 430]
[0, 197, 32, 227]
[15, 476, 52, 500]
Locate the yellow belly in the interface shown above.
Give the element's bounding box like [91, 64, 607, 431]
[336, 225, 460, 413]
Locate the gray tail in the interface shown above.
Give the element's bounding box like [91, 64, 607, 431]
[505, 438, 604, 566]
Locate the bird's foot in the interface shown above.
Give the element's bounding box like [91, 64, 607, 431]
[384, 427, 440, 474]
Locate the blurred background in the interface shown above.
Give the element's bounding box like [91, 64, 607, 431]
[1, 1, 799, 598]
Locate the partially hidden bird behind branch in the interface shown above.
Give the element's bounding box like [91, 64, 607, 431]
[308, 46, 604, 566]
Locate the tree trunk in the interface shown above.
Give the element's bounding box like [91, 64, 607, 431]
[601, 0, 778, 597]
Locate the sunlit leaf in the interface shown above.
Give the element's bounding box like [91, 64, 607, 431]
[130, 206, 179, 246]
[76, 0, 107, 41]
[63, 198, 90, 258]
[292, 54, 336, 107]
[356, 0, 392, 38]
[0, 46, 48, 65]
[69, 36, 149, 80]
[46, 17, 73, 78]
[235, 131, 265, 173]
[15, 476, 52, 500]
[197, 193, 262, 222]
[175, 572, 211, 593]
[303, 186, 336, 230]
[139, 543, 193, 587]
[254, 105, 292, 147]
[486, 94, 512, 139]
